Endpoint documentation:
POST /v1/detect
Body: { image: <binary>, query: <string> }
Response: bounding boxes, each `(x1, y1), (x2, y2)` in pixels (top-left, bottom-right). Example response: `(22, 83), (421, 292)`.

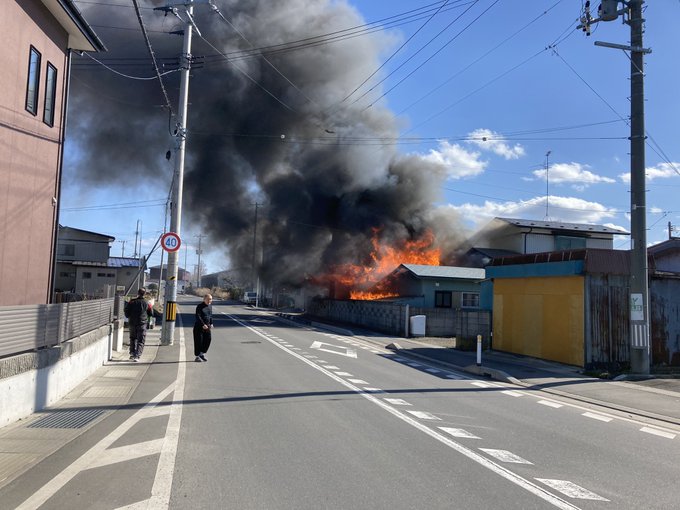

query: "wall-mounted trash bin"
(410, 315), (426, 336)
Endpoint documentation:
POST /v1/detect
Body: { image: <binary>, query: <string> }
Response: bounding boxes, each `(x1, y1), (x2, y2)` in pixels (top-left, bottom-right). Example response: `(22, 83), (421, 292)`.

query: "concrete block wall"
(309, 299), (407, 336)
(0, 325), (114, 428)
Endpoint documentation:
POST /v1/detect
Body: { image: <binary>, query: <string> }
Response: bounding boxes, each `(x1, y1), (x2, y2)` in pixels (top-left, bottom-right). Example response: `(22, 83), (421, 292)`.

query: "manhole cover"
(28, 409), (106, 429)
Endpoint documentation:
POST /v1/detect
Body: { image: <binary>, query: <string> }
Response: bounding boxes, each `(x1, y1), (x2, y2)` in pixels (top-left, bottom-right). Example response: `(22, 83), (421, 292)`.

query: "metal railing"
(0, 298), (115, 359)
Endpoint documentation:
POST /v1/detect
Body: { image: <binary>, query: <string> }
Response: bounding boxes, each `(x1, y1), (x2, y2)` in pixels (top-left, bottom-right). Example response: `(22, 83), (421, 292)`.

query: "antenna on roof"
(544, 151), (552, 220)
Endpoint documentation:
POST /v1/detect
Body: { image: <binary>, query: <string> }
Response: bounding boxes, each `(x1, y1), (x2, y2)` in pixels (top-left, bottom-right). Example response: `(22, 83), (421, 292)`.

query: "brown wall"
(0, 1), (69, 305)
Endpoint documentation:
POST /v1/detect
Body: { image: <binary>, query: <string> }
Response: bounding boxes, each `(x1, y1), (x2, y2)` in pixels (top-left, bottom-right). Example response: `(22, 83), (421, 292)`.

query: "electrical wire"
(194, 30), (298, 113)
(337, 0), (456, 106)
(397, 0), (565, 117)
(80, 52), (179, 81)
(359, 0), (499, 111)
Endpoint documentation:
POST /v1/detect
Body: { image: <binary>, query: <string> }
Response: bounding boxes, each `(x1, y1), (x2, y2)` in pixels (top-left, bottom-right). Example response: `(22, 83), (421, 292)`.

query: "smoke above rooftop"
(70, 0), (469, 287)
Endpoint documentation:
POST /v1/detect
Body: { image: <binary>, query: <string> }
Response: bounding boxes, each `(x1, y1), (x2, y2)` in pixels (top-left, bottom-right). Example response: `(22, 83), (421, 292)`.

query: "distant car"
(243, 291), (257, 305)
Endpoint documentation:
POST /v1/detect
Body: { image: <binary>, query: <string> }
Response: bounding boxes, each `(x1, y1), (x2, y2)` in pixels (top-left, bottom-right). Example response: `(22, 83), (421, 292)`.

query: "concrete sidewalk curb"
(391, 346), (680, 429)
(310, 322), (354, 336)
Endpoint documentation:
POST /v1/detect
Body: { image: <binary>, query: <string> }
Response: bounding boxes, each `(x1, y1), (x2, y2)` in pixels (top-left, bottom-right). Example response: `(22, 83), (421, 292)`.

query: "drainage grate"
(28, 409), (106, 429)
(241, 341), (262, 344)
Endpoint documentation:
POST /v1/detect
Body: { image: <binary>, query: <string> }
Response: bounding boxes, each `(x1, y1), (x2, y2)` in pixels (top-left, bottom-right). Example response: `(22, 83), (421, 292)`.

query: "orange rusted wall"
(493, 276), (585, 366)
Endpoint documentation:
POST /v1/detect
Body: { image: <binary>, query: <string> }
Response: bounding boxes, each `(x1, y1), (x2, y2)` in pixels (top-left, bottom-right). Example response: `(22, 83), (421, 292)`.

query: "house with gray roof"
(378, 263), (486, 309)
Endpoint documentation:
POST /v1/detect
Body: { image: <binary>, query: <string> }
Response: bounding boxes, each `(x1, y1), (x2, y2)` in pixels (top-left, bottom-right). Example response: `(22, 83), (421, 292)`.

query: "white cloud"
(619, 162), (680, 184)
(532, 162), (615, 187)
(423, 140), (487, 180)
(467, 128), (525, 160)
(445, 194), (619, 229)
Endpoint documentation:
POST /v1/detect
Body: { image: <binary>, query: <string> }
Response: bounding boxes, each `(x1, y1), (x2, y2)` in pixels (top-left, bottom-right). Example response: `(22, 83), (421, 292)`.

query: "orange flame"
(324, 229), (441, 300)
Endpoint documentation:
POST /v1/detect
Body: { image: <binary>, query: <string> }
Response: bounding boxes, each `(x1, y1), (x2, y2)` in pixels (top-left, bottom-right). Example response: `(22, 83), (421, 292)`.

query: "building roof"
(59, 225), (115, 242)
(41, 0), (106, 51)
(648, 238), (680, 255)
(108, 257), (142, 268)
(400, 264), (485, 280)
(495, 217), (629, 235)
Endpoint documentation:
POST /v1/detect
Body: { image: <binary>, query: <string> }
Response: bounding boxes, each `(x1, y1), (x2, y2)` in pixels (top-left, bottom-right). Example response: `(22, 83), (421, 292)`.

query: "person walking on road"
(124, 288), (151, 361)
(194, 294), (213, 362)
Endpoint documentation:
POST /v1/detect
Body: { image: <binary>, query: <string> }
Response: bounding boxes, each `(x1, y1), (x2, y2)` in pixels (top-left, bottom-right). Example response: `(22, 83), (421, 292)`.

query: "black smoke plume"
(70, 0), (467, 289)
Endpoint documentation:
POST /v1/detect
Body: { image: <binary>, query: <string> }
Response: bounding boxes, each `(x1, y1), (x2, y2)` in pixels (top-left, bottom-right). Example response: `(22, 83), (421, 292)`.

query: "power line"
(337, 0), (457, 106)
(80, 52), (179, 81)
(397, 0), (565, 117)
(359, 0), (499, 111)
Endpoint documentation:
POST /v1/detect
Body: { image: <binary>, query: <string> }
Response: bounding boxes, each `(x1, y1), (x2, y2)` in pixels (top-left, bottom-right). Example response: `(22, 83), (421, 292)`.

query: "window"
(25, 47), (41, 115)
(555, 235), (586, 251)
(435, 291), (452, 308)
(43, 63), (57, 126)
(59, 244), (75, 256)
(107, 273), (115, 278)
(82, 272), (92, 279)
(97, 272), (106, 277)
(59, 271), (75, 278)
(462, 292), (480, 309)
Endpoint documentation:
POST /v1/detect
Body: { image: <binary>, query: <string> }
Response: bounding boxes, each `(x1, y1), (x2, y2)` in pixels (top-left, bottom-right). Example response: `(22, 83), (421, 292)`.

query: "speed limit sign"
(161, 232), (181, 252)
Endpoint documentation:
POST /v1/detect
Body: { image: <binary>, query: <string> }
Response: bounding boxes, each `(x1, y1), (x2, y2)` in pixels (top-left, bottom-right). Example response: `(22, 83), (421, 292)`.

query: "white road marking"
(501, 390), (524, 398)
(406, 362), (422, 367)
(17, 316), (190, 510)
(472, 381), (493, 388)
(535, 479), (609, 501)
(582, 412), (613, 423)
(445, 374), (462, 379)
(480, 449), (533, 464)
(335, 372), (353, 377)
(406, 411), (441, 421)
(316, 360), (328, 364)
(225, 313), (584, 510)
(310, 341), (357, 358)
(363, 388), (385, 393)
(438, 427), (480, 439)
(322, 365), (339, 370)
(538, 400), (563, 409)
(348, 379), (369, 385)
(425, 368), (441, 373)
(384, 398), (411, 406)
(640, 426), (676, 439)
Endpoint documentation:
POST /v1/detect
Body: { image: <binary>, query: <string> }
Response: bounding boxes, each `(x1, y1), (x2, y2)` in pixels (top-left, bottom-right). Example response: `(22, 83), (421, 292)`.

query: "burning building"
(68, 0), (470, 296)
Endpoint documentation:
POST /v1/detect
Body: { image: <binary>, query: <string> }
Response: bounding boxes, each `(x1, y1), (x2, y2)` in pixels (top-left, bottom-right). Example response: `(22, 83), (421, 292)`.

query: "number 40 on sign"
(161, 232), (181, 252)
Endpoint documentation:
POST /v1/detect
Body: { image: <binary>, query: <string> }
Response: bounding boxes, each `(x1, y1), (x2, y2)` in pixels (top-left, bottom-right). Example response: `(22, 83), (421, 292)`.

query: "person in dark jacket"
(193, 294), (213, 362)
(124, 288), (151, 361)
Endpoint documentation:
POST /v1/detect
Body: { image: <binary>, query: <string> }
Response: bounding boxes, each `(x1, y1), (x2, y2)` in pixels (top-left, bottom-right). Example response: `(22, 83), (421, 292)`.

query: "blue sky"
(61, 0), (680, 275)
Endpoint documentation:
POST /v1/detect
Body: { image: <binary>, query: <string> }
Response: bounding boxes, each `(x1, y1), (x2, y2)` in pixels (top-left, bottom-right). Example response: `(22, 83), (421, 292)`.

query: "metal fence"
(0, 298), (115, 359)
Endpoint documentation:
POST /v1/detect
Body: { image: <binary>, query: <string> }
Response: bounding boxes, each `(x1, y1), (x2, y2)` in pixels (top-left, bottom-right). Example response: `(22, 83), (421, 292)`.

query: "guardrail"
(0, 298), (115, 359)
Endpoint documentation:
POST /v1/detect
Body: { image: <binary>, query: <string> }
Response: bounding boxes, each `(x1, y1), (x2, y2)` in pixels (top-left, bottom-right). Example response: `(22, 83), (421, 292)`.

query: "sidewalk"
(0, 329), (161, 490)
(275, 313), (680, 428)
(377, 336), (680, 427)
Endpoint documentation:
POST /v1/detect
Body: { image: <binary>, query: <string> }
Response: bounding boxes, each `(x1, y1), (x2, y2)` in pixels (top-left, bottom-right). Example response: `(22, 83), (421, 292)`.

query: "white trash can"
(410, 315), (426, 337)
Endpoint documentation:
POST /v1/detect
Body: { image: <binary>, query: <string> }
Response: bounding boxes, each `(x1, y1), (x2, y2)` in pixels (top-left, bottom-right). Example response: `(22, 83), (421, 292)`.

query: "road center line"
(224, 313), (583, 510)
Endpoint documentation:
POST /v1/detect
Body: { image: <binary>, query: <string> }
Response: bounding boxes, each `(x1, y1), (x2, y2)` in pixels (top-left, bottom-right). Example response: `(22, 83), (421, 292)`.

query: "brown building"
(0, 1), (104, 305)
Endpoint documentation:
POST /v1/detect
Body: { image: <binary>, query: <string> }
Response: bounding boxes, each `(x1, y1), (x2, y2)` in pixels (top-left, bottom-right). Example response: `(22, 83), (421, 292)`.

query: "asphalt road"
(2, 298), (679, 509)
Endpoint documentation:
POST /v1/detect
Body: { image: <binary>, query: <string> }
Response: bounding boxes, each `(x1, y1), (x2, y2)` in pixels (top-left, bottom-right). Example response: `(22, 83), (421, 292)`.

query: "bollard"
(476, 334), (482, 366)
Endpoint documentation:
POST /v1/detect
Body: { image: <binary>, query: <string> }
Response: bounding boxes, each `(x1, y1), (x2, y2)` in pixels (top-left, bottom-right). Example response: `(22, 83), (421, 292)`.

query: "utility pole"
(195, 234), (206, 287)
(580, 0), (651, 374)
(133, 220), (140, 257)
(251, 202), (262, 292)
(118, 240), (126, 257)
(544, 150), (551, 220)
(158, 2), (196, 346)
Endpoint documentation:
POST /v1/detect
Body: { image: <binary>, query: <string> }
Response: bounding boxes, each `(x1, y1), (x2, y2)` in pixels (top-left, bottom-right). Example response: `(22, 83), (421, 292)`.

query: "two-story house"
(0, 1), (104, 305)
(55, 226), (145, 298)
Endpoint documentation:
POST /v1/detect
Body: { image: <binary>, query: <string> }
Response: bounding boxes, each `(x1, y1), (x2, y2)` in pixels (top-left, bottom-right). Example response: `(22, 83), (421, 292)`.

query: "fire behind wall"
(69, 0), (470, 291)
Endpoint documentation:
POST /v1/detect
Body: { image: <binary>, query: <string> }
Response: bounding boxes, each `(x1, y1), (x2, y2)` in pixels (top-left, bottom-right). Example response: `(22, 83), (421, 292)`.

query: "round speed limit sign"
(161, 232), (182, 252)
